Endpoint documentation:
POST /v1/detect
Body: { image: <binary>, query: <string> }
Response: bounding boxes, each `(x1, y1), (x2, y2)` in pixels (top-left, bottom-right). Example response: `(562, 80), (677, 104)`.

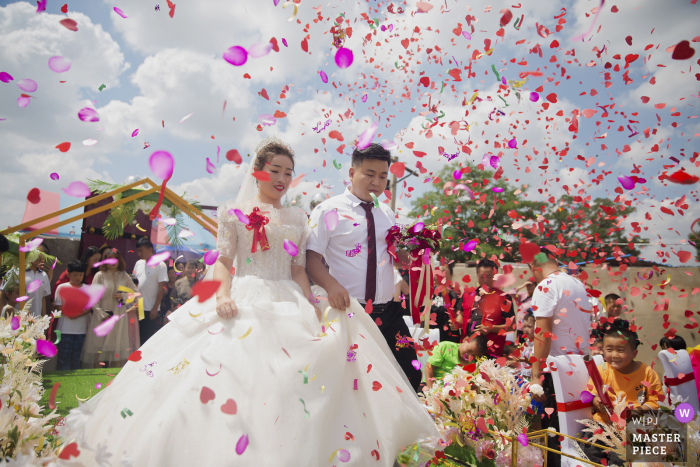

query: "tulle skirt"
(61, 275), (441, 466)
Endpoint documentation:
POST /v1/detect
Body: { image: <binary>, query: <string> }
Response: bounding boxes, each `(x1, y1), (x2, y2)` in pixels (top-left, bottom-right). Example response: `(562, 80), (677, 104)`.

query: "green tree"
(690, 230), (700, 262)
(543, 195), (645, 264)
(283, 193), (302, 209)
(408, 161), (540, 263)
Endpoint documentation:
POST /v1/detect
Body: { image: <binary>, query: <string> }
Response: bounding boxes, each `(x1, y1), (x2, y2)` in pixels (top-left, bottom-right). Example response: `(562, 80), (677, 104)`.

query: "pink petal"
(147, 251), (171, 267)
(581, 390), (594, 404)
(19, 238), (43, 252)
(36, 339), (57, 358)
(131, 129), (139, 137)
(382, 140), (397, 150)
(356, 121), (378, 150)
(413, 222), (425, 233)
(82, 139), (98, 146)
(258, 114), (276, 126)
(464, 240), (477, 252)
(48, 56), (72, 73)
(27, 279), (42, 294)
(453, 170), (462, 180)
(93, 315), (121, 337)
(149, 150), (174, 179)
(206, 158), (216, 174)
(82, 284), (106, 309)
(231, 209), (250, 225)
(78, 107), (99, 122)
(178, 230), (195, 238)
(179, 112), (194, 123)
(335, 47), (354, 68)
(273, 0), (281, 5)
(161, 218), (177, 226)
(281, 38), (288, 47)
(529, 92), (539, 102)
(283, 239), (298, 257)
(36, 0), (46, 12)
(492, 187), (504, 193)
(113, 7), (128, 18)
(50, 173), (59, 180)
(224, 46), (248, 66)
(59, 18), (78, 31)
(248, 42), (273, 58)
(236, 434), (249, 455)
(462, 31), (472, 40)
(337, 449), (351, 462)
(324, 210), (339, 231)
(10, 316), (20, 330)
(17, 78), (37, 92)
(508, 138), (517, 148)
(618, 175), (636, 190)
(93, 258), (118, 268)
(517, 433), (529, 447)
(203, 250), (219, 265)
(0, 72), (14, 83)
(63, 181), (92, 198)
(361, 94), (368, 103)
(490, 155), (500, 170)
(320, 70), (328, 83)
(17, 96), (31, 108)
(16, 296), (29, 302)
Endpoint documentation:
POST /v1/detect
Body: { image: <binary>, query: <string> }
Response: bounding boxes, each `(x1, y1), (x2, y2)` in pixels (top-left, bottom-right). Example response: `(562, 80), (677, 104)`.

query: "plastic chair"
(658, 349), (699, 413)
(546, 354), (604, 467)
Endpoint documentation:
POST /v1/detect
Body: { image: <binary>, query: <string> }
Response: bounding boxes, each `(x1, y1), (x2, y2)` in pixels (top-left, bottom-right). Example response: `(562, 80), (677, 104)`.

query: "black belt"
(359, 302), (392, 312)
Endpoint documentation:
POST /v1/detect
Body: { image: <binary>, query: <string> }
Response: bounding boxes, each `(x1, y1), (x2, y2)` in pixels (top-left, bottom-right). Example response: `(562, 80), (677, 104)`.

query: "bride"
(61, 137), (440, 466)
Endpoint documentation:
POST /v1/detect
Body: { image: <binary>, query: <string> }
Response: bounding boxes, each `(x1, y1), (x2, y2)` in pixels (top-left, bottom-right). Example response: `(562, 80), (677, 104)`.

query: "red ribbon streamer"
(149, 176), (171, 221)
(245, 207), (270, 253)
(583, 355), (614, 411)
(556, 400), (592, 412)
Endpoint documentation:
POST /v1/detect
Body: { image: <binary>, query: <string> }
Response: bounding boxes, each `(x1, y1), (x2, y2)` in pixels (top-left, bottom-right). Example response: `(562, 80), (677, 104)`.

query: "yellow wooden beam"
(1, 178), (153, 236)
(141, 178), (218, 233)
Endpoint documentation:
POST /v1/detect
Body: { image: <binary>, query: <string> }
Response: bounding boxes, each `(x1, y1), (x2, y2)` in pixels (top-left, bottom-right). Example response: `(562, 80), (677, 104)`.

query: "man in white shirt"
(527, 247), (591, 467)
(25, 249), (52, 317)
(134, 238), (168, 345)
(307, 143), (422, 391)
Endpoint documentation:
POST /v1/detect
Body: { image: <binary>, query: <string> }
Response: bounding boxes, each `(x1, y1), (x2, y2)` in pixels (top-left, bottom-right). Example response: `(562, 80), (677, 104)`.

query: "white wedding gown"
(62, 199), (440, 466)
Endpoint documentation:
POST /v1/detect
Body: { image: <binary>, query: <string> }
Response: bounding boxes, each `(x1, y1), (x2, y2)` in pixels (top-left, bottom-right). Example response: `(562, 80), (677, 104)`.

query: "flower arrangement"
(386, 222), (441, 255)
(0, 307), (63, 463)
(404, 358), (543, 467)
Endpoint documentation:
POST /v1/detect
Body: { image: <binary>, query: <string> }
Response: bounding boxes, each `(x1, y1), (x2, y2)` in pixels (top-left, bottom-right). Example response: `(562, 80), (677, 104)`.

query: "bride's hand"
(216, 297), (238, 319)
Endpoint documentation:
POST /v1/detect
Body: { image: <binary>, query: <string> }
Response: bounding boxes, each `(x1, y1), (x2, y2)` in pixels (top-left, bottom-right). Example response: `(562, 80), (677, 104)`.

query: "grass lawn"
(40, 368), (121, 419)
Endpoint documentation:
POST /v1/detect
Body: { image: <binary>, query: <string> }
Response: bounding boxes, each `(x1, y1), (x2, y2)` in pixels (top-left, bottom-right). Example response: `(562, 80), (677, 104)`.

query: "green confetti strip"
(370, 192), (379, 208)
(120, 408), (133, 418)
(299, 398), (310, 418)
(333, 159), (342, 170)
(298, 369), (309, 384)
(246, 257), (252, 265)
(54, 330), (62, 345)
(491, 64), (501, 82)
(98, 84), (106, 91)
(498, 95), (509, 107)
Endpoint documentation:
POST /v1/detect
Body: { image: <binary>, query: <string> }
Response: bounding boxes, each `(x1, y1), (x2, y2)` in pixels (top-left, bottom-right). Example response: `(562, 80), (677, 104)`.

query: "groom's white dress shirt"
(307, 188), (396, 305)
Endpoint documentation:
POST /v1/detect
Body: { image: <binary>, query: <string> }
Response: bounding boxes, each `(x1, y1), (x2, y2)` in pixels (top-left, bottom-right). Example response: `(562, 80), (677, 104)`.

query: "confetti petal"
(356, 121), (378, 150)
(36, 339), (57, 358)
(17, 79), (37, 92)
(132, 129), (139, 137)
(191, 280), (222, 302)
(62, 181), (91, 198)
(206, 158), (216, 174)
(146, 251), (170, 267)
(17, 96), (30, 108)
(113, 7), (128, 18)
(581, 390), (594, 404)
(59, 18), (78, 31)
(82, 139), (98, 146)
(224, 46), (248, 66)
(617, 175), (636, 190)
(334, 47), (354, 68)
(232, 209), (250, 225)
(56, 142), (71, 152)
(203, 250), (219, 265)
(149, 150), (174, 179)
(235, 434), (249, 455)
(10, 316), (20, 330)
(337, 449), (351, 462)
(93, 315), (121, 337)
(27, 279), (42, 294)
(319, 70), (328, 83)
(78, 107), (99, 122)
(258, 114), (276, 126)
(324, 210), (339, 231)
(248, 42), (273, 58)
(529, 92), (539, 102)
(226, 149), (242, 164)
(0, 72), (14, 83)
(464, 240), (477, 252)
(283, 239), (298, 257)
(48, 56), (72, 73)
(19, 238), (43, 252)
(92, 258), (118, 268)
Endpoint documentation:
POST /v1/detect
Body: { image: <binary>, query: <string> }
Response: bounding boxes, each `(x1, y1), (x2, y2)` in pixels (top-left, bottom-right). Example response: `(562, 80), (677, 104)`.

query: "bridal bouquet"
(0, 308), (63, 463)
(386, 223), (441, 326)
(404, 358), (544, 467)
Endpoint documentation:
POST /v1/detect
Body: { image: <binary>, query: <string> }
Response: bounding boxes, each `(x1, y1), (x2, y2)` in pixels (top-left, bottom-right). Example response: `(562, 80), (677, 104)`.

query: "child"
(54, 260), (91, 371)
(1, 270), (20, 319)
(603, 293), (623, 319)
(582, 322), (663, 465)
(425, 333), (488, 388)
(591, 338), (604, 357)
(659, 335), (687, 351)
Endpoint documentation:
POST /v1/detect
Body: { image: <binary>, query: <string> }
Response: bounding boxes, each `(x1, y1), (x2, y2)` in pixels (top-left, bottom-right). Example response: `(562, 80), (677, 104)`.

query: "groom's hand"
(327, 284), (351, 311)
(216, 297), (238, 319)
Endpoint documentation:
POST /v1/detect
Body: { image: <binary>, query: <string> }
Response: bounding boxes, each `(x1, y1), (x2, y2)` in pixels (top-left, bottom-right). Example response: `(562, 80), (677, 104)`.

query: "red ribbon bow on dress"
(245, 207), (270, 253)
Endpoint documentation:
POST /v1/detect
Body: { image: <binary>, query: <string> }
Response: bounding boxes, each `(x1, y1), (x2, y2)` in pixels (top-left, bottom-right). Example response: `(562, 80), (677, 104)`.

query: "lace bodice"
(216, 199), (309, 281)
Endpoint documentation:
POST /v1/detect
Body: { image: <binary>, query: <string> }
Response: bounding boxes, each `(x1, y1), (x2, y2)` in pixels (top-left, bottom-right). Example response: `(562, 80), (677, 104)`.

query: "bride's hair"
(253, 137), (295, 172)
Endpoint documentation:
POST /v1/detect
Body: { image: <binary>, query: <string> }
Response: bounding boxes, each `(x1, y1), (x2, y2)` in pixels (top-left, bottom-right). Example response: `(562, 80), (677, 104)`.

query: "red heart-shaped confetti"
(372, 381), (382, 391)
(519, 242), (540, 263)
(220, 398), (237, 414)
(191, 280), (222, 302)
(27, 188), (41, 204)
(127, 350), (142, 362)
(677, 251), (692, 263)
(258, 88), (269, 100)
(546, 93), (558, 103)
(328, 130), (344, 141)
(58, 442), (80, 460)
(672, 40), (695, 60)
(419, 77), (430, 87)
(61, 4), (68, 13)
(226, 149), (242, 164)
(200, 386), (215, 404)
(401, 38), (409, 49)
(667, 170), (699, 185)
(56, 142), (71, 152)
(58, 286), (90, 317)
(390, 161), (405, 178)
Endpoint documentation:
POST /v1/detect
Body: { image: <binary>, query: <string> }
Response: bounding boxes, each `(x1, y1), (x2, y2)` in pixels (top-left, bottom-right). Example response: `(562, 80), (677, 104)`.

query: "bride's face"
(258, 154), (294, 200)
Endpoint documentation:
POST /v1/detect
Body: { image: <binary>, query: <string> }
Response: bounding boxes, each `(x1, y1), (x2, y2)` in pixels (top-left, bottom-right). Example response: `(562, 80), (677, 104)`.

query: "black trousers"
(368, 301), (422, 393)
(139, 314), (159, 346)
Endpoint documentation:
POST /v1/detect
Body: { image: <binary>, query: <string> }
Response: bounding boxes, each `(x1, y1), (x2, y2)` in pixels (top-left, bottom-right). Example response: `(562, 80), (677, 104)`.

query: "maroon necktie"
(360, 202), (376, 303)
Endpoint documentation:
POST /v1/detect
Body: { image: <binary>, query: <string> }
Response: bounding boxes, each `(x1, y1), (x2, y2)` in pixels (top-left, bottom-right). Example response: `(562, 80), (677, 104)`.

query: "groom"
(306, 143), (423, 392)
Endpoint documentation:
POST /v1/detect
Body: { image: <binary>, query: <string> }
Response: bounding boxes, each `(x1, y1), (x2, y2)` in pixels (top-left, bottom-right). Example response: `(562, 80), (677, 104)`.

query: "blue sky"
(0, 0), (697, 264)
